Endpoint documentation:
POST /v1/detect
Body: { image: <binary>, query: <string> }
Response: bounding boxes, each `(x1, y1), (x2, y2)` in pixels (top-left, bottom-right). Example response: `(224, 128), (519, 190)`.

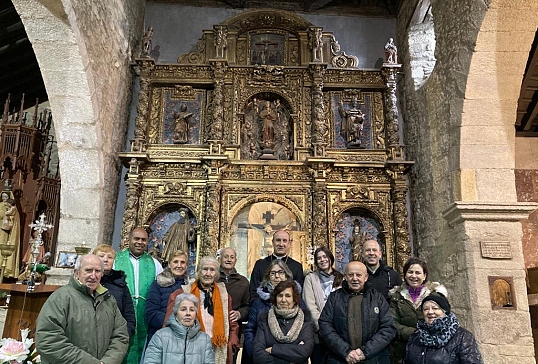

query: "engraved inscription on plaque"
(480, 241), (512, 259)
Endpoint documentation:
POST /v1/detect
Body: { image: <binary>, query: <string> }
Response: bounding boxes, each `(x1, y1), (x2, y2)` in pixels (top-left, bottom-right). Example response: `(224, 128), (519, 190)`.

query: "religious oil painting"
(228, 201), (302, 278)
(162, 90), (203, 144)
(56, 251), (78, 268)
(149, 207), (197, 278)
(250, 33), (285, 65)
(334, 212), (381, 273)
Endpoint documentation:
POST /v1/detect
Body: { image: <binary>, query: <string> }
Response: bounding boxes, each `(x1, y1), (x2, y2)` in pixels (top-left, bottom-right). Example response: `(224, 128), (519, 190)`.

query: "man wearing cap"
(319, 261), (396, 364)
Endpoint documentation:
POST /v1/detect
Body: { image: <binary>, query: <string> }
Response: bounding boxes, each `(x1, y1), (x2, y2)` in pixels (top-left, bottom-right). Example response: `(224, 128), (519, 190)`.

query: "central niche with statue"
(118, 9), (413, 278)
(242, 93), (293, 160)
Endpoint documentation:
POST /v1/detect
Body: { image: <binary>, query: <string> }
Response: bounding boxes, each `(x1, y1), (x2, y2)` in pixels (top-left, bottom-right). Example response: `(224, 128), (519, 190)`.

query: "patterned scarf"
(267, 305), (304, 343)
(417, 312), (460, 348)
(191, 281), (227, 347)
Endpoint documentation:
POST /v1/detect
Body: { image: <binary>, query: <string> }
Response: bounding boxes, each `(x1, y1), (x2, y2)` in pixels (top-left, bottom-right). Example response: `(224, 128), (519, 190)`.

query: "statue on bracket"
(339, 96), (365, 148)
(162, 208), (196, 263)
(172, 105), (192, 144)
(384, 38), (398, 64)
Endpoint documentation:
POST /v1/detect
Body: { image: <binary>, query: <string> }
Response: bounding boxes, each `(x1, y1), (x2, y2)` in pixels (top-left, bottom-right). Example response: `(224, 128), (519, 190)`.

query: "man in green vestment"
(114, 227), (163, 364)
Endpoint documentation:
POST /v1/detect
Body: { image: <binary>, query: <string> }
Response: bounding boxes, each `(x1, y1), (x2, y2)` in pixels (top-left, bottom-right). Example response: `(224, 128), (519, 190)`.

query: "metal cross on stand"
(27, 213), (54, 292)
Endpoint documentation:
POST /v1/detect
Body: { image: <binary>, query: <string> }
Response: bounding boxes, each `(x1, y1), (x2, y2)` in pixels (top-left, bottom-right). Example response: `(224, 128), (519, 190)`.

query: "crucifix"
(238, 207), (298, 258)
(254, 36), (279, 65)
(27, 213), (54, 292)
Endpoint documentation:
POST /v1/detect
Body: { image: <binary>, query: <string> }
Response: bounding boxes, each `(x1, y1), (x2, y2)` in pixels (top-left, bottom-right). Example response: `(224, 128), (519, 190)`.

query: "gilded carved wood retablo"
(119, 9), (413, 276)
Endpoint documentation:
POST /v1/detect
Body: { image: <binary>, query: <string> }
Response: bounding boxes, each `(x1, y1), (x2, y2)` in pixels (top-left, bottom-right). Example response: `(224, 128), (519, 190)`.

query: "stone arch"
(11, 0), (144, 283)
(406, 0), (436, 90)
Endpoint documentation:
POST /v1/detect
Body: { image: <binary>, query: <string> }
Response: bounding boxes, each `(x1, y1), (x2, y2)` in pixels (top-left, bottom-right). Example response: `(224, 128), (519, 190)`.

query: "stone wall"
(398, 0), (538, 363)
(12, 0), (145, 282)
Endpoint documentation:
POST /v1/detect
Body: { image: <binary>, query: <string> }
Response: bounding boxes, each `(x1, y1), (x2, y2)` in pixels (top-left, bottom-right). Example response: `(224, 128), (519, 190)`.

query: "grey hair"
(196, 256), (220, 281)
(261, 259), (293, 286)
(173, 293), (199, 315)
(74, 254), (104, 272)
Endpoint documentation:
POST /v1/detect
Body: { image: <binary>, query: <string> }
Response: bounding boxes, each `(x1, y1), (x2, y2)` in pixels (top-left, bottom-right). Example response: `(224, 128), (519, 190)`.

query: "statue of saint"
(339, 97), (365, 147)
(350, 218), (367, 261)
(141, 26), (154, 57)
(162, 209), (196, 263)
(259, 100), (277, 143)
(384, 38), (398, 64)
(0, 191), (20, 278)
(173, 105), (192, 144)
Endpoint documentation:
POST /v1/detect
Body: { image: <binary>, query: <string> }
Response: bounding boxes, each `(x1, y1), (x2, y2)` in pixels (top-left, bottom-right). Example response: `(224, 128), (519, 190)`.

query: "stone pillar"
(443, 202), (538, 364)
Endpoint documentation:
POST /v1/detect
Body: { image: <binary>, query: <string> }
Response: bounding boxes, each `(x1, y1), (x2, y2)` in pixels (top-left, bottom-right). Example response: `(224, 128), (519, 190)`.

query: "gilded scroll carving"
(178, 33), (207, 64)
(329, 35), (358, 68)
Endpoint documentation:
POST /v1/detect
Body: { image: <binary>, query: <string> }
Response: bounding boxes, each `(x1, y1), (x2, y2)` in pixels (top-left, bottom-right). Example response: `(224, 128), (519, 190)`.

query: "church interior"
(0, 0), (537, 363)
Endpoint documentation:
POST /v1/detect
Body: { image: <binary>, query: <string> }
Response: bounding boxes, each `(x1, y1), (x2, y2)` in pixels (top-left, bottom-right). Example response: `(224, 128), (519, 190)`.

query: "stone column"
(443, 202), (538, 364)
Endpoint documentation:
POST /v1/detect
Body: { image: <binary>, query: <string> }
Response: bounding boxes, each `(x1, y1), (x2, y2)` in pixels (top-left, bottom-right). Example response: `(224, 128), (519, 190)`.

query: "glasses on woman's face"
(269, 270), (286, 277)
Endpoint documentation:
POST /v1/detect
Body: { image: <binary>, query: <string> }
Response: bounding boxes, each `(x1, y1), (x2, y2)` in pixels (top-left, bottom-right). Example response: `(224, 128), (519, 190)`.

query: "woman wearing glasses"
(243, 260), (299, 363)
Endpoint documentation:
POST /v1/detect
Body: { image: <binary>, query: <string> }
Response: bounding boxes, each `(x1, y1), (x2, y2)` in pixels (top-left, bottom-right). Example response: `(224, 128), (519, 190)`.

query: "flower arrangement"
(0, 329), (40, 364)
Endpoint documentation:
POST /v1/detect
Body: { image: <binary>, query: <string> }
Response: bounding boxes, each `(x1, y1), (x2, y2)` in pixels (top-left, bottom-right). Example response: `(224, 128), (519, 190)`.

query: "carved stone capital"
(443, 202), (538, 227)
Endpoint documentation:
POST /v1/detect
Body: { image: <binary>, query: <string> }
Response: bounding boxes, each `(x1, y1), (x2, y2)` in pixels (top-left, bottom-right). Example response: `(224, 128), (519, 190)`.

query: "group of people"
(34, 227), (483, 364)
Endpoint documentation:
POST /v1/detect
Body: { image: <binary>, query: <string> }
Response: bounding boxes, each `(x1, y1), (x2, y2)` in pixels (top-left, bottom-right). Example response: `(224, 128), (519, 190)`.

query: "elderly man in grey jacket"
(36, 254), (129, 364)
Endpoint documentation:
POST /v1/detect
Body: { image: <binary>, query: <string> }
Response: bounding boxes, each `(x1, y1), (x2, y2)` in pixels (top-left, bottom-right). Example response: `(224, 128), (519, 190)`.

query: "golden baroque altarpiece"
(119, 9), (413, 276)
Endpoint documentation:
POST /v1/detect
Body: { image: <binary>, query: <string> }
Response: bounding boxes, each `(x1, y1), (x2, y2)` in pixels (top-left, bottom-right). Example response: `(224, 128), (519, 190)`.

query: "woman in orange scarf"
(164, 256), (239, 364)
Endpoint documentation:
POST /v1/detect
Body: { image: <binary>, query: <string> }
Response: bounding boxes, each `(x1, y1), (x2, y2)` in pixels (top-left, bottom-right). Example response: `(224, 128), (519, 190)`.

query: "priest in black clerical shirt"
(248, 229), (305, 302)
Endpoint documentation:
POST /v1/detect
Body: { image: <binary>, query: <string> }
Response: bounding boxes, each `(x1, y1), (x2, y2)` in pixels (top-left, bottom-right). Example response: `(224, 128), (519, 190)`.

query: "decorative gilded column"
(132, 58), (155, 152)
(381, 64), (403, 160)
(120, 158), (141, 249)
(209, 61), (227, 144)
(310, 64), (328, 157)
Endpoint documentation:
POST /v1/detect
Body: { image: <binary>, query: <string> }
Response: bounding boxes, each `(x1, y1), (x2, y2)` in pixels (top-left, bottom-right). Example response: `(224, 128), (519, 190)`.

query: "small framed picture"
(56, 251), (78, 268)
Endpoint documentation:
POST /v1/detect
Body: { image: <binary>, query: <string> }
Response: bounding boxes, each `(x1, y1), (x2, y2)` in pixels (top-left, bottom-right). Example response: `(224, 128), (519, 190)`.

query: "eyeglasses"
(269, 270), (286, 277)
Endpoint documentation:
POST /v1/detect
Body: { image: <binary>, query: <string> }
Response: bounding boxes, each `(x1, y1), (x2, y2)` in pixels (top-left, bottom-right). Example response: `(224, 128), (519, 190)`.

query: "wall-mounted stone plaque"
(480, 241), (512, 259)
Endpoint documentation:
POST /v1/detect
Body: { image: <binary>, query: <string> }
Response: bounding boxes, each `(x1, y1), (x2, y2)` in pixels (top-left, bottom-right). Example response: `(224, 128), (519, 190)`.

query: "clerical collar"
(272, 254), (288, 262)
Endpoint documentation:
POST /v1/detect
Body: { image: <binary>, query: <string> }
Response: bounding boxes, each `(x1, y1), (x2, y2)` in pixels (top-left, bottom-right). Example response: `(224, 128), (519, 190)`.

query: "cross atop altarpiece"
(239, 208), (298, 256)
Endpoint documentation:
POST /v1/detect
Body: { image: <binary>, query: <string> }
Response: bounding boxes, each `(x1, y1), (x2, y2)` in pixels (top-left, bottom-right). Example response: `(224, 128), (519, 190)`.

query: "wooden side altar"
(0, 283), (60, 340)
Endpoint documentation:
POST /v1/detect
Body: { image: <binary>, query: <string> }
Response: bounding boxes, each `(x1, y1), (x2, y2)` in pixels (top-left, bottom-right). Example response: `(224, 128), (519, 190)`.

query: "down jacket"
(318, 281), (396, 364)
(405, 326), (483, 364)
(144, 315), (215, 364)
(145, 268), (186, 344)
(36, 276), (129, 364)
(101, 268), (136, 337)
(389, 282), (447, 364)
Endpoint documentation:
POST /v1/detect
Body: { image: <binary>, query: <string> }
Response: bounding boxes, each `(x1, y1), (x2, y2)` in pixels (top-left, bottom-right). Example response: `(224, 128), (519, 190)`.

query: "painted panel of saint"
(229, 201), (302, 278)
(333, 94), (373, 149)
(162, 91), (203, 144)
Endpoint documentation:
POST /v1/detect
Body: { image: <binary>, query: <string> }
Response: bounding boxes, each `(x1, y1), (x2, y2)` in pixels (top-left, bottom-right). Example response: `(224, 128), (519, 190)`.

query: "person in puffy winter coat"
(404, 294), (483, 364)
(145, 250), (189, 344)
(93, 244), (136, 338)
(144, 292), (214, 364)
(389, 257), (447, 364)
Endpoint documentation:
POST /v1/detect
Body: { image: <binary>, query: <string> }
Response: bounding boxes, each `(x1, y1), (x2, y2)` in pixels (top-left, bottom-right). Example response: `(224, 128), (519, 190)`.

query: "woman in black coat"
(93, 244), (136, 337)
(404, 294), (483, 364)
(252, 280), (314, 364)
